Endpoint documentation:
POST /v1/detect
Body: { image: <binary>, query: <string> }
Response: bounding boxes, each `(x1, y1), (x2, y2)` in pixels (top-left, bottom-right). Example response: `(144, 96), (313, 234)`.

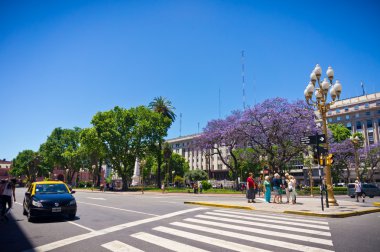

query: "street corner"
(184, 201), (255, 210)
(283, 207), (380, 218)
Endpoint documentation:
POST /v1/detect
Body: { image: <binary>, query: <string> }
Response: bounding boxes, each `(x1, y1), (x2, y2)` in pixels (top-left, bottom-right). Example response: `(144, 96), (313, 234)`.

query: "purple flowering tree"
(330, 139), (355, 183)
(360, 143), (380, 182)
(194, 111), (245, 187)
(241, 98), (316, 173)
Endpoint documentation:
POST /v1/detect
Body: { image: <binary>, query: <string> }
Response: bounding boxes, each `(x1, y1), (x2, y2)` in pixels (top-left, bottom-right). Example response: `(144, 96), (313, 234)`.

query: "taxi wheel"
(27, 211), (34, 222)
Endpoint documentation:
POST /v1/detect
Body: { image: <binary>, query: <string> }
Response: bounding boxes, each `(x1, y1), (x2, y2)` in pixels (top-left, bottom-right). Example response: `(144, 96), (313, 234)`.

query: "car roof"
(33, 181), (66, 185)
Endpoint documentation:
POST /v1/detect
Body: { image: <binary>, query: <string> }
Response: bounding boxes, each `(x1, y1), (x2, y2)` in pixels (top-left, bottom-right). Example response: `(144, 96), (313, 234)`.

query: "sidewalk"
(184, 196), (380, 218)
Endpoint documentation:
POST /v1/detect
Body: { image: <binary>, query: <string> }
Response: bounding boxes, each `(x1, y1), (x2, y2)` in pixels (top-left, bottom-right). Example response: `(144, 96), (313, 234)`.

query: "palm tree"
(149, 96), (176, 188)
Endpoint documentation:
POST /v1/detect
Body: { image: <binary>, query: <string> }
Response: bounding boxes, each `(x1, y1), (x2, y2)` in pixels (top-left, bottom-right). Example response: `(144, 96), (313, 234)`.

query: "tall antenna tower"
(241, 50), (246, 110)
(218, 88), (221, 118)
(179, 113), (182, 137)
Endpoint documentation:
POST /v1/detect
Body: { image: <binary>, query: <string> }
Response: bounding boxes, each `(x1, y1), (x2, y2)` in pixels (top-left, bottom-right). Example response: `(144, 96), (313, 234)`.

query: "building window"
(328, 118), (333, 123)
(344, 107), (349, 112)
(378, 110), (380, 114)
(365, 111), (370, 116)
(346, 122), (352, 131)
(336, 109), (341, 113)
(365, 103), (369, 108)
(368, 132), (374, 145)
(355, 113), (360, 118)
(337, 116), (341, 121)
(354, 105), (359, 110)
(367, 120), (373, 128)
(327, 111), (332, 115)
(356, 121), (362, 130)
(346, 115), (350, 120)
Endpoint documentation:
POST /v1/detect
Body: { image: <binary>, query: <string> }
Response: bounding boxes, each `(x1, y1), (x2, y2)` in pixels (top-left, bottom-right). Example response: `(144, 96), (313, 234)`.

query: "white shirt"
(2, 182), (13, 197)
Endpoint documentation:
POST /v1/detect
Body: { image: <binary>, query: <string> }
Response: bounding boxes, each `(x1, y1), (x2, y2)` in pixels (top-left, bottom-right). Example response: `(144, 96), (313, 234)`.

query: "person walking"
(288, 176), (296, 204)
(246, 172), (256, 203)
(355, 179), (365, 202)
(257, 177), (262, 197)
(272, 173), (281, 204)
(0, 178), (16, 221)
(263, 176), (271, 203)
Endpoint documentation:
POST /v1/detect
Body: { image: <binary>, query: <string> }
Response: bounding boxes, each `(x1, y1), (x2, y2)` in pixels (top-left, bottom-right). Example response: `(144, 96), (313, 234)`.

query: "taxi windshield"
(35, 184), (69, 194)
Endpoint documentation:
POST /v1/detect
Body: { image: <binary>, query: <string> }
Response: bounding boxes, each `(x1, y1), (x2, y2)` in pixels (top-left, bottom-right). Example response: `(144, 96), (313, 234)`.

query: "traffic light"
(319, 155), (325, 166)
(326, 154), (334, 165)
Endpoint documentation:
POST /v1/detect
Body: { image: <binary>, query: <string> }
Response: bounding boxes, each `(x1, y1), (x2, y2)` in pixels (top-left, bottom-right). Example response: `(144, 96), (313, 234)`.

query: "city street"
(1, 189), (380, 252)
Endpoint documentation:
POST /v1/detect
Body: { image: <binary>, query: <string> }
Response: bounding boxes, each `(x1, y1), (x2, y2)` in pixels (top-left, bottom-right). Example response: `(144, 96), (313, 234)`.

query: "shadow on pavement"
(0, 213), (34, 252)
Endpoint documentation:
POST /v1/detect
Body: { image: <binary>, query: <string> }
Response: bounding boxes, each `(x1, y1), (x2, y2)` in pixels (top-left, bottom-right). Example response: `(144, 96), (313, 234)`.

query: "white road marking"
(195, 214), (331, 236)
(101, 240), (144, 252)
(23, 207), (206, 252)
(87, 197), (106, 200)
(68, 221), (95, 232)
(76, 201), (158, 216)
(170, 222), (334, 252)
(184, 218), (333, 246)
(205, 211), (330, 230)
(153, 226), (271, 252)
(214, 209), (329, 224)
(15, 202), (23, 206)
(159, 201), (182, 204)
(131, 232), (210, 252)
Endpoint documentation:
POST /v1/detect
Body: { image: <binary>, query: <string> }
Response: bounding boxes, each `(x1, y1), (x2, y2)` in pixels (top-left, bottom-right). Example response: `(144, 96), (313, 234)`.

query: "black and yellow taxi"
(23, 181), (77, 222)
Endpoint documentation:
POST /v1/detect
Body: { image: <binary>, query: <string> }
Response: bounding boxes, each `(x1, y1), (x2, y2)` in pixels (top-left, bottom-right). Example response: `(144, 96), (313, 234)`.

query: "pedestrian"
(193, 182), (198, 194)
(282, 174), (289, 203)
(199, 182), (203, 194)
(263, 176), (271, 203)
(246, 172), (256, 203)
(161, 182), (165, 194)
(0, 178), (16, 222)
(272, 173), (281, 204)
(355, 179), (365, 202)
(257, 177), (262, 197)
(288, 176), (296, 204)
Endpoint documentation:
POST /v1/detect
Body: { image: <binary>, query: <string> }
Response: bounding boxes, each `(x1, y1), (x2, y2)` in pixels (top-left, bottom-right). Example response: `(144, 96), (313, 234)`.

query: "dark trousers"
(0, 195), (12, 216)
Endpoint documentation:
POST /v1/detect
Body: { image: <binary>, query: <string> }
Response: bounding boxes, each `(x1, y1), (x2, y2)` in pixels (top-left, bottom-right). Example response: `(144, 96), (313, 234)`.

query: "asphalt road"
(1, 189), (379, 252)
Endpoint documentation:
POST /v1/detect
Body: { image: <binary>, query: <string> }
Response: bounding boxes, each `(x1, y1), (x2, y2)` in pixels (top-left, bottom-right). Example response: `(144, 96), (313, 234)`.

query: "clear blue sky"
(1, 0), (379, 160)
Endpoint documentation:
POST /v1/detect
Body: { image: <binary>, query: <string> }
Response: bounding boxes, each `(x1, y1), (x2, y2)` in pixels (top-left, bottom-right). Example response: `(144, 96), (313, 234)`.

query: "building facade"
(326, 92), (380, 146)
(0, 159), (12, 180)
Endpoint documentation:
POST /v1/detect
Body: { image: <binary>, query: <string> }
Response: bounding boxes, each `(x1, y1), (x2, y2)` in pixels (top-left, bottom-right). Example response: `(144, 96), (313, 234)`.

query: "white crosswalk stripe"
(101, 240), (143, 252)
(101, 210), (334, 252)
(131, 232), (210, 252)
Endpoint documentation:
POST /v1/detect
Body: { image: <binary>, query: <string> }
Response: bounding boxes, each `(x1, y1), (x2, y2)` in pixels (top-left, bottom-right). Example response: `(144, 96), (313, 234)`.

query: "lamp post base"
(328, 198), (339, 206)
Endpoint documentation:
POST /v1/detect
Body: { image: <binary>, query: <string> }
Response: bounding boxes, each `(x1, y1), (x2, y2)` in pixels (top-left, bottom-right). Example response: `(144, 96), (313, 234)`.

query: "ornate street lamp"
(304, 64), (342, 206)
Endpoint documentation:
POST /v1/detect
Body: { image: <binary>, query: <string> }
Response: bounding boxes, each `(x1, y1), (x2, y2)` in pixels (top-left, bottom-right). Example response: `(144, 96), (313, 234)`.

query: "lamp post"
(304, 64), (342, 206)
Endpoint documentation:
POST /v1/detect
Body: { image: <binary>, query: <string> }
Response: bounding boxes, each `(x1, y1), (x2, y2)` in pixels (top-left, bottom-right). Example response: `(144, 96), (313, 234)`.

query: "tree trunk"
(157, 141), (162, 189)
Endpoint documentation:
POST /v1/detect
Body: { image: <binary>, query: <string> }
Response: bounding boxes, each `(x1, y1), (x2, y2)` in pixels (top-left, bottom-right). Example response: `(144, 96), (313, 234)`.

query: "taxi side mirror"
(71, 190), (76, 194)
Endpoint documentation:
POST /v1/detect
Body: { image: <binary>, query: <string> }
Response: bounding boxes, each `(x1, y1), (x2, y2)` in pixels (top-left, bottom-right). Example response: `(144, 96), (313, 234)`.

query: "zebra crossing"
(101, 209), (334, 252)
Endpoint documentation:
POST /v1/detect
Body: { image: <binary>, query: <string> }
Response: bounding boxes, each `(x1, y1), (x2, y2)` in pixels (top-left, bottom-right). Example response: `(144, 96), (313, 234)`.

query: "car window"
(35, 184), (69, 194)
(348, 184), (355, 188)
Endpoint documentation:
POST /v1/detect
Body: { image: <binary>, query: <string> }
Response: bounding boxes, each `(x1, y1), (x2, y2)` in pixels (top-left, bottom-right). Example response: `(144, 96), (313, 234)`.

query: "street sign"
(300, 134), (326, 145)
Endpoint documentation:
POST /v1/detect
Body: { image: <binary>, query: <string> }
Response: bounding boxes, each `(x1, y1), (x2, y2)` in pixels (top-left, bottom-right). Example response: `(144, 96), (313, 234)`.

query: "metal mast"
(179, 113), (182, 137)
(241, 50), (246, 110)
(361, 81), (366, 96)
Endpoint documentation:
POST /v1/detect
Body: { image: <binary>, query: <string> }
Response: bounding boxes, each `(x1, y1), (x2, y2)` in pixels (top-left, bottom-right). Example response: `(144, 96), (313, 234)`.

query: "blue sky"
(1, 0), (379, 160)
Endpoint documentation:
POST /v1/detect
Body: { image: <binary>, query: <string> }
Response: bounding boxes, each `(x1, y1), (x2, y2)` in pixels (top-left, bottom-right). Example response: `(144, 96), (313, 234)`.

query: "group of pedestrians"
(0, 178), (16, 222)
(246, 172), (297, 204)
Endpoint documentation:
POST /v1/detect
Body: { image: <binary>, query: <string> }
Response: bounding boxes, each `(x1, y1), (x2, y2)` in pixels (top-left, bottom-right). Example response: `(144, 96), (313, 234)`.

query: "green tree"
(149, 96), (176, 188)
(92, 106), (170, 190)
(79, 127), (106, 186)
(39, 127), (82, 184)
(184, 169), (208, 182)
(10, 150), (43, 184)
(328, 123), (351, 142)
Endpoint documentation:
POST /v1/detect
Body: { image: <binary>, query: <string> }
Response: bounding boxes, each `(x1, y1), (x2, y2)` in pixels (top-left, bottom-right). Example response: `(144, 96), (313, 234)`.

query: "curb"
(184, 201), (255, 210)
(373, 202), (380, 207)
(284, 208), (380, 218)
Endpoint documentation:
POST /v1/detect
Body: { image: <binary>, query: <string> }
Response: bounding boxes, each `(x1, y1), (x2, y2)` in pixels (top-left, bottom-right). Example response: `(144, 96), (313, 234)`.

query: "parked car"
(23, 181), (77, 222)
(347, 183), (380, 198)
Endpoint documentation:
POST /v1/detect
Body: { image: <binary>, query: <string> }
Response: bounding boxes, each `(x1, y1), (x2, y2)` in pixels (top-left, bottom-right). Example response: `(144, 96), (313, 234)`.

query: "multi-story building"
(166, 134), (230, 180)
(0, 159), (12, 180)
(326, 92), (380, 146)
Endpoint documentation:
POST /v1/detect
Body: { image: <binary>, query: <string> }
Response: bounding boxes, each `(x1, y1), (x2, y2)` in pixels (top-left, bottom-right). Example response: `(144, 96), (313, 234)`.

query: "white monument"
(131, 157), (141, 186)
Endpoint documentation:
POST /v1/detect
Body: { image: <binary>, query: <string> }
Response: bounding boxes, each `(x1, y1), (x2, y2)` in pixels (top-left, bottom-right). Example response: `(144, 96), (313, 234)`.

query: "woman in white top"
(355, 179), (365, 203)
(0, 179), (16, 220)
(288, 176), (297, 204)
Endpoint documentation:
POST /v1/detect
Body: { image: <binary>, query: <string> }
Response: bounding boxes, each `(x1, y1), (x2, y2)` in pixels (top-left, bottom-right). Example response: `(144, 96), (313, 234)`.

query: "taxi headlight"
(32, 200), (43, 208)
(69, 200), (76, 206)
